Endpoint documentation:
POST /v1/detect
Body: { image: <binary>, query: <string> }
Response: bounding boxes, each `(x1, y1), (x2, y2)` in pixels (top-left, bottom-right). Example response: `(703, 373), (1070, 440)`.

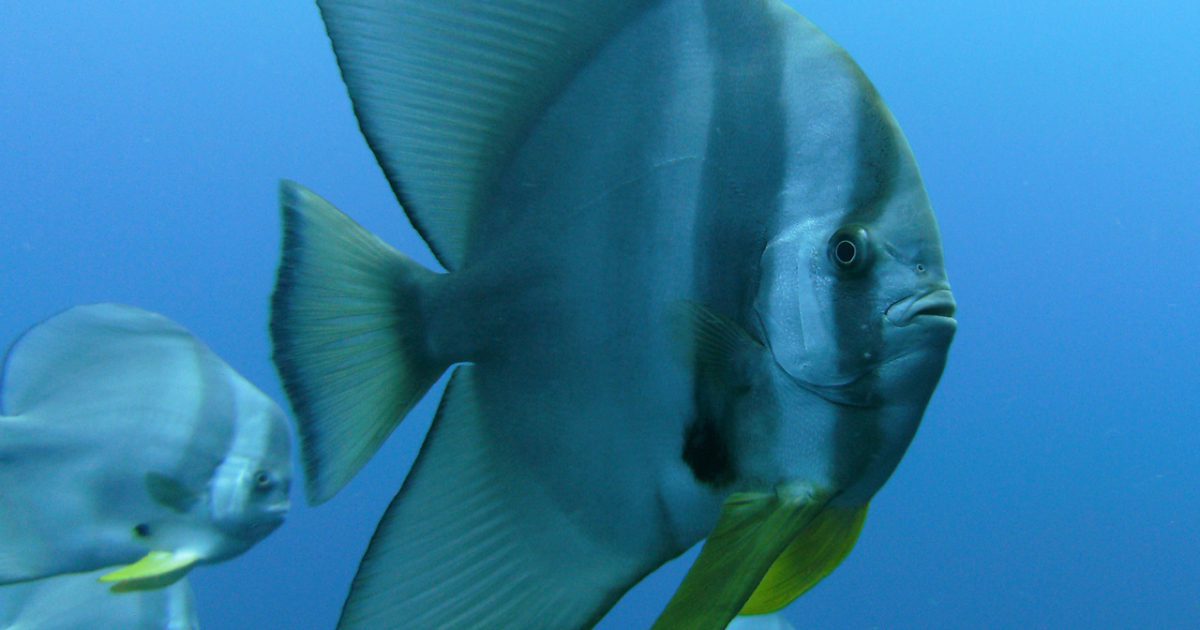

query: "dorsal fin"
(1, 303), (227, 425)
(317, 0), (653, 269)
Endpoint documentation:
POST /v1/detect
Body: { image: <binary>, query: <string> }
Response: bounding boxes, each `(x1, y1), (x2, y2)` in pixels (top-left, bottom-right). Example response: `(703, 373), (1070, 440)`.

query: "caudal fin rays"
(271, 180), (447, 504)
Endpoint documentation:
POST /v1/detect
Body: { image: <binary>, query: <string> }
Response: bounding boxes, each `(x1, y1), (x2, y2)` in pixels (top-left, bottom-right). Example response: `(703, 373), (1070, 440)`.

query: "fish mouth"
(885, 289), (957, 326)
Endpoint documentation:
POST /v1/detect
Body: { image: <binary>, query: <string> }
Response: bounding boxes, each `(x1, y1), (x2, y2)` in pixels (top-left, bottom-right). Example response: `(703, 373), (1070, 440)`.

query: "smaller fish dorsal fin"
(316, 0), (653, 269)
(0, 304), (216, 421)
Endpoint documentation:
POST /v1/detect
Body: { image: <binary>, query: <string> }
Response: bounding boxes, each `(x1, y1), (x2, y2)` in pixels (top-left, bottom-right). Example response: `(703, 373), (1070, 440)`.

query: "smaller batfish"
(0, 304), (291, 590)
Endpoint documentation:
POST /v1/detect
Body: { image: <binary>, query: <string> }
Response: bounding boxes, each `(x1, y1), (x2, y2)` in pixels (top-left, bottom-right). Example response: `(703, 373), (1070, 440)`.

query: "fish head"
(755, 194), (955, 389)
(204, 378), (292, 557)
(753, 107), (955, 503)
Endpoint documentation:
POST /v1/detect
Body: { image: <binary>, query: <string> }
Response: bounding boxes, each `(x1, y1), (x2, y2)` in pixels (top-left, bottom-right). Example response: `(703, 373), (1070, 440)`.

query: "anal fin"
(338, 366), (653, 629)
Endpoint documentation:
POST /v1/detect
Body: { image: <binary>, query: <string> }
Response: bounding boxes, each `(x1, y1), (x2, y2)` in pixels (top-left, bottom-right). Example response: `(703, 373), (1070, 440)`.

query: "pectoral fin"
(145, 472), (199, 514)
(652, 484), (830, 630)
(740, 504), (868, 615)
(98, 550), (199, 591)
(668, 300), (763, 372)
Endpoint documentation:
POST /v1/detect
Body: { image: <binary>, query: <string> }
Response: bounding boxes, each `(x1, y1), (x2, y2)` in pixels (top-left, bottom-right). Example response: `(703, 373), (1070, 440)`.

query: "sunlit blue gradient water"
(1, 2), (1196, 628)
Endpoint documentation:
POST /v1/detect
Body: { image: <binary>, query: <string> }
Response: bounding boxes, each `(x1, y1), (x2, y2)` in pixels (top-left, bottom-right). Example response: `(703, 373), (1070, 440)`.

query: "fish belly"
(423, 0), (739, 560)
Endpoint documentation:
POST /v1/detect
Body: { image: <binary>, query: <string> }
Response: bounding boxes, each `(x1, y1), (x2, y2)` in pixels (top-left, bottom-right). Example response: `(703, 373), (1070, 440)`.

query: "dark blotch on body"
(683, 415), (735, 487)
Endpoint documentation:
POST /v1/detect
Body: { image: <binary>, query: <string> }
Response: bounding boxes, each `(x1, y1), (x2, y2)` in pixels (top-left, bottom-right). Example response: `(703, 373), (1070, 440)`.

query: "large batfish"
(271, 0), (956, 627)
(0, 571), (198, 630)
(0, 304), (291, 590)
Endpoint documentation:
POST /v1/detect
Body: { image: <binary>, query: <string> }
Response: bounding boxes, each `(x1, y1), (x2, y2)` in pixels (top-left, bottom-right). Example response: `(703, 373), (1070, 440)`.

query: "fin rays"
(338, 367), (649, 629)
(271, 181), (449, 504)
(316, 0), (652, 268)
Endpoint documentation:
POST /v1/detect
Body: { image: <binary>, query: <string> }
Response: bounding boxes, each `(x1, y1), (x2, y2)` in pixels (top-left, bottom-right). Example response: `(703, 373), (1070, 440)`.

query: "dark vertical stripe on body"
(831, 81), (903, 488)
(682, 0), (789, 487)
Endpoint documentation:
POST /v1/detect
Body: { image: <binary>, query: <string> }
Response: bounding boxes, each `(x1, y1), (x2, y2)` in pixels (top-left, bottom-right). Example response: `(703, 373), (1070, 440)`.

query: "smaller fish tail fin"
(271, 180), (448, 505)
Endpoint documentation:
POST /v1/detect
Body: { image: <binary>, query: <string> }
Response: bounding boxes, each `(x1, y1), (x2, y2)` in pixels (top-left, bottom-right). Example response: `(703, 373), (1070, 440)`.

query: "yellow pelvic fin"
(739, 504), (868, 615)
(652, 484), (830, 630)
(98, 550), (199, 591)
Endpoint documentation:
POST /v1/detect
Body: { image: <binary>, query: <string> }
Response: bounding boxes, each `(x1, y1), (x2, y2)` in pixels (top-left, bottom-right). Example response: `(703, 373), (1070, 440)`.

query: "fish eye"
(253, 470), (275, 491)
(828, 225), (872, 273)
(834, 240), (857, 264)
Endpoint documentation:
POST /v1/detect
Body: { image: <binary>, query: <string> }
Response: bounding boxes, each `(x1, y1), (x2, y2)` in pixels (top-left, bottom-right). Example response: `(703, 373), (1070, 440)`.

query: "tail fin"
(271, 180), (447, 504)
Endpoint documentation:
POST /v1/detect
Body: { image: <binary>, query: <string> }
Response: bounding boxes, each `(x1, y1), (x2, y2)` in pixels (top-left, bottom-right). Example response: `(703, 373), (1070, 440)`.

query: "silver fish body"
(271, 0), (954, 627)
(0, 304), (291, 589)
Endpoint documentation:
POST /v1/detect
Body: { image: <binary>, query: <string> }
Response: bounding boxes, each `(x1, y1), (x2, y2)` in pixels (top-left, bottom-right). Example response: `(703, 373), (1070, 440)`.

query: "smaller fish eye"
(916, 263), (926, 273)
(133, 523), (151, 538)
(254, 471), (275, 490)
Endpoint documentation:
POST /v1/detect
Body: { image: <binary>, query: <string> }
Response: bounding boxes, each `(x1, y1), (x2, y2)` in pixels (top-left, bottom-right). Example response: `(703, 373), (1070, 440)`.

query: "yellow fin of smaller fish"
(652, 484), (829, 630)
(739, 504), (868, 615)
(98, 550), (199, 591)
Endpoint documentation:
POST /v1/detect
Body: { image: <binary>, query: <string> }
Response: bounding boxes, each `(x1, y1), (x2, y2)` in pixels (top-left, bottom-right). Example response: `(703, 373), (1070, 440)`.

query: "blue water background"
(1, 2), (1197, 627)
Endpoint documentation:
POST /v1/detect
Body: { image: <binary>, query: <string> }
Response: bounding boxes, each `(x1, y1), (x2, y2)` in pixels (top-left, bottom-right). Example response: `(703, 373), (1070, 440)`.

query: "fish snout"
(243, 507), (289, 542)
(885, 289), (957, 327)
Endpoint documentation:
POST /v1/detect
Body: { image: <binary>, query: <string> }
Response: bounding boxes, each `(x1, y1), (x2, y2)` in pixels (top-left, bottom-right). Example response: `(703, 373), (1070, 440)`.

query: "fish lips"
(885, 289), (957, 328)
(219, 501), (290, 545)
(260, 501), (291, 530)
